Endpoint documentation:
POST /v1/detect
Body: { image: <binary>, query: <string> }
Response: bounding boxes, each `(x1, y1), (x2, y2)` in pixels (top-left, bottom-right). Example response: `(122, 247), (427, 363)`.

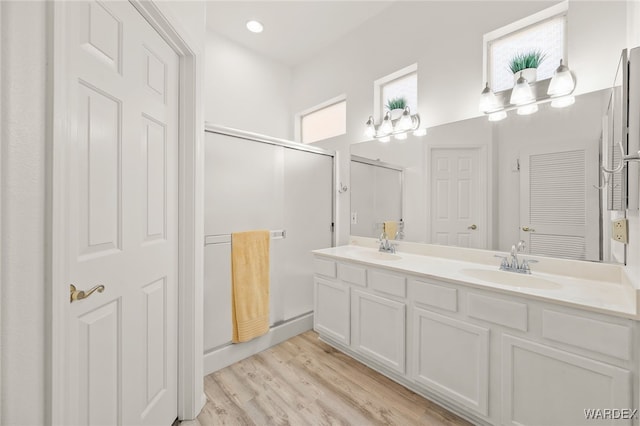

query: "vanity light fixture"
(479, 82), (500, 113)
(510, 73), (535, 105)
(551, 95), (575, 108)
(363, 106), (426, 141)
(379, 112), (394, 135)
(246, 20), (264, 33)
(517, 104), (539, 115)
(479, 59), (577, 121)
(364, 116), (377, 138)
(547, 59), (575, 96)
(488, 110), (507, 122)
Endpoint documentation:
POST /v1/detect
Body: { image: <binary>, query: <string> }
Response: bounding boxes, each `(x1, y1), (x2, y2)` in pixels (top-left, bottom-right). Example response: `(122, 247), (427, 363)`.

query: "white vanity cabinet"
(351, 269), (407, 374)
(313, 258), (350, 345)
(312, 252), (637, 426)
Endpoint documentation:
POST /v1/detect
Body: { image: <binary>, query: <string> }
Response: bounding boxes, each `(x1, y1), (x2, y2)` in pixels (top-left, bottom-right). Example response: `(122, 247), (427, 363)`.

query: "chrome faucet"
(495, 240), (538, 274)
(378, 231), (397, 253)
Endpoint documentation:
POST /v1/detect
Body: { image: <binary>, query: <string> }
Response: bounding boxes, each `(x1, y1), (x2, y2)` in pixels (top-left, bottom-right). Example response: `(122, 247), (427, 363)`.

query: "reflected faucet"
(378, 231), (397, 253)
(495, 240), (538, 274)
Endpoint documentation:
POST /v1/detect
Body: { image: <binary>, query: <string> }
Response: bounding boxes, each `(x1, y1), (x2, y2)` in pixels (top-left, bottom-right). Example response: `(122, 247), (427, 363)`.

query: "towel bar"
(204, 230), (286, 246)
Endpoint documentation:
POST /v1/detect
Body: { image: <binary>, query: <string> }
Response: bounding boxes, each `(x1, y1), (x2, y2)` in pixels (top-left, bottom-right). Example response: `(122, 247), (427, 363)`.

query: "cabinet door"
(412, 308), (489, 416)
(314, 277), (350, 345)
(351, 290), (406, 374)
(502, 335), (632, 426)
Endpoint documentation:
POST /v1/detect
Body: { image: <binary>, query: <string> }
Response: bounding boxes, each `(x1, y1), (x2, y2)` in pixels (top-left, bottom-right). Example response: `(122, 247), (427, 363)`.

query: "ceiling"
(206, 1), (396, 67)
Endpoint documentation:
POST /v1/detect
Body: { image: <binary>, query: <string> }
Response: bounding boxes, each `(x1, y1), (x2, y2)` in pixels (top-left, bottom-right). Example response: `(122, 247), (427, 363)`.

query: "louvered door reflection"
(520, 145), (600, 261)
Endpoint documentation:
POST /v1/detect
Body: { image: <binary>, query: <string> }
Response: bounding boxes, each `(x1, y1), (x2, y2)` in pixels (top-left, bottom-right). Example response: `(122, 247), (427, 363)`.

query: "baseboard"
(203, 313), (313, 376)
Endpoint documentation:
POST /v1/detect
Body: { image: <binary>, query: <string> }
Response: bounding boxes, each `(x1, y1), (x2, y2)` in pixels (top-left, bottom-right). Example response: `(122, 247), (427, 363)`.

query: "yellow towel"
(231, 230), (270, 343)
(384, 221), (398, 239)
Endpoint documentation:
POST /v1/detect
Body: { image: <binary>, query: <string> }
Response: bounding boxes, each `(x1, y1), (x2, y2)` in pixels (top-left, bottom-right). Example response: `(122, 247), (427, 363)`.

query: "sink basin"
(461, 268), (561, 289)
(358, 251), (402, 261)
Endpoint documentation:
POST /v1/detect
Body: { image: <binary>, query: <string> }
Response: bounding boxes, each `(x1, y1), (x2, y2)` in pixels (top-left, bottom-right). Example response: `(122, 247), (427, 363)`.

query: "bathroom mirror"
(350, 156), (403, 239)
(351, 88), (624, 263)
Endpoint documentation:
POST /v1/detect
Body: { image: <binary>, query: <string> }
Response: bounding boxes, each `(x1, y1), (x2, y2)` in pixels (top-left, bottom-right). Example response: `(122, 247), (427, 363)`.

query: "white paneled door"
(62, 1), (179, 424)
(430, 148), (486, 248)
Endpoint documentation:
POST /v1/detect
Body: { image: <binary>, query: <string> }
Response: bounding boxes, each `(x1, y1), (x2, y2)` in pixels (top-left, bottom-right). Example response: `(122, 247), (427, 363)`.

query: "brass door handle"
(70, 284), (105, 303)
(522, 226), (536, 232)
(468, 224), (477, 230)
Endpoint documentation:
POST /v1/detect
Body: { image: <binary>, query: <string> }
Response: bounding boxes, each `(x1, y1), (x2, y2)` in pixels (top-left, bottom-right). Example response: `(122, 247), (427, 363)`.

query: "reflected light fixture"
(395, 132), (408, 141)
(479, 82), (500, 113)
(479, 58), (577, 121)
(488, 110), (507, 122)
(364, 106), (425, 141)
(517, 104), (539, 115)
(509, 73), (535, 106)
(551, 95), (575, 108)
(364, 116), (376, 138)
(547, 59), (575, 97)
(246, 20), (264, 33)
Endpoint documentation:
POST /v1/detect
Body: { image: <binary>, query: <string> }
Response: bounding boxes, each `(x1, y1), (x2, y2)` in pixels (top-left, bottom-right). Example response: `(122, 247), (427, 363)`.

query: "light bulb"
(398, 107), (414, 131)
(510, 73), (535, 106)
(517, 104), (539, 115)
(246, 20), (264, 33)
(488, 110), (507, 122)
(379, 136), (391, 143)
(394, 132), (408, 140)
(413, 128), (427, 137)
(379, 112), (393, 135)
(547, 59), (575, 97)
(364, 116), (376, 139)
(551, 95), (575, 108)
(479, 82), (500, 113)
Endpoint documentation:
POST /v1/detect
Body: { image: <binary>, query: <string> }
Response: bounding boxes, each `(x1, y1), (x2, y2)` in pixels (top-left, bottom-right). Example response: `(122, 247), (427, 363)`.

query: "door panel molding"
(50, 1), (204, 423)
(426, 144), (490, 249)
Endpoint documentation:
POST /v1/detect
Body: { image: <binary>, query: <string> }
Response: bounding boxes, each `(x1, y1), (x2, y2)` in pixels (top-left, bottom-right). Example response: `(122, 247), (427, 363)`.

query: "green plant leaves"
(385, 97), (407, 111)
(508, 50), (548, 74)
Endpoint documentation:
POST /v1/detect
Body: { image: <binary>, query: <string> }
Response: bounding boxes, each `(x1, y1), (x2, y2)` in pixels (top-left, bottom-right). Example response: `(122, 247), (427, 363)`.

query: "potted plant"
(508, 50), (547, 83)
(386, 97), (407, 120)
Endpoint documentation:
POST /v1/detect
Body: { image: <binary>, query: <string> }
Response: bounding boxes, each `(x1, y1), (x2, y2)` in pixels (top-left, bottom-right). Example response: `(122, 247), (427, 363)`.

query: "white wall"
(1, 3), (48, 424)
(627, 0), (640, 49)
(205, 31), (292, 139)
(295, 0), (628, 245)
(0, 2), (207, 424)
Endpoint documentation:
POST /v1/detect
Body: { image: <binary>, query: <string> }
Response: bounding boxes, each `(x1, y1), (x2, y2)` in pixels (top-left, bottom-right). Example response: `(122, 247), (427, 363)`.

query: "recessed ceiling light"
(246, 20), (264, 33)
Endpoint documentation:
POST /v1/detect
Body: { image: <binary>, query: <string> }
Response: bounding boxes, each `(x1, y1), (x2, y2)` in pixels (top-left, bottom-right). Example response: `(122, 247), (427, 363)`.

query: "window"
(298, 96), (346, 144)
(484, 2), (567, 92)
(374, 64), (418, 120)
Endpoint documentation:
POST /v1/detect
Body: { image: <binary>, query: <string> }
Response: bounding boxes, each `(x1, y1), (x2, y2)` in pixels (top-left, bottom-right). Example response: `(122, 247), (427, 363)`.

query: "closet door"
(282, 148), (333, 320)
(520, 143), (599, 261)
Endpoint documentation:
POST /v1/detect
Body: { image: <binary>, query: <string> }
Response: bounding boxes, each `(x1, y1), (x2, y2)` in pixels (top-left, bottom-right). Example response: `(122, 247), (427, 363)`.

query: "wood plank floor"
(196, 331), (472, 426)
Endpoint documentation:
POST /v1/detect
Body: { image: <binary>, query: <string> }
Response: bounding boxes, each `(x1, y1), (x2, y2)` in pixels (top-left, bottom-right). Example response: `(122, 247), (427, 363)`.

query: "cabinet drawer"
(338, 263), (367, 287)
(370, 269), (406, 298)
(542, 309), (631, 361)
(314, 257), (336, 278)
(411, 279), (457, 312)
(468, 293), (527, 331)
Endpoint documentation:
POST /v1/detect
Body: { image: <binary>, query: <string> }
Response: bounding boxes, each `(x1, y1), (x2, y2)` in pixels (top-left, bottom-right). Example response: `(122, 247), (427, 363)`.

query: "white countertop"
(313, 243), (639, 320)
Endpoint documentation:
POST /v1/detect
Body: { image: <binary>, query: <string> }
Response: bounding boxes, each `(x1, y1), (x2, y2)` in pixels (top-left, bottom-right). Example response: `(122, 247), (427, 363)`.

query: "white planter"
(514, 68), (537, 83)
(389, 108), (405, 120)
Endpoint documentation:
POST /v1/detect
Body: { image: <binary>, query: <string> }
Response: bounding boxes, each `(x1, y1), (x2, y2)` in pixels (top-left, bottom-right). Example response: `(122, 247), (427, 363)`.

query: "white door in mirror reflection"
(520, 144), (599, 261)
(430, 148), (486, 248)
